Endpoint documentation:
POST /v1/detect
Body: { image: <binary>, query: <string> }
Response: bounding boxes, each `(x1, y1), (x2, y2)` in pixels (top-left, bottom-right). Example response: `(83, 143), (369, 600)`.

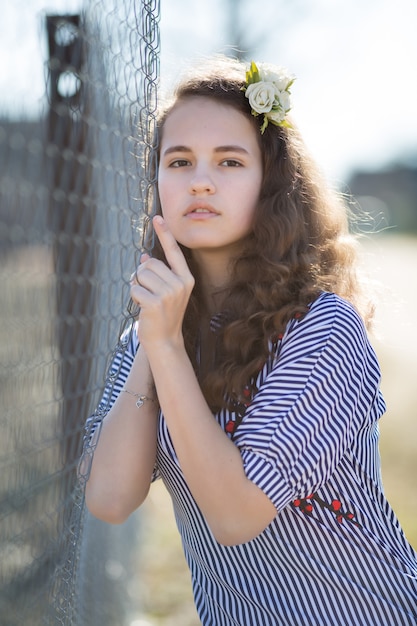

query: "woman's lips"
(184, 204), (219, 218)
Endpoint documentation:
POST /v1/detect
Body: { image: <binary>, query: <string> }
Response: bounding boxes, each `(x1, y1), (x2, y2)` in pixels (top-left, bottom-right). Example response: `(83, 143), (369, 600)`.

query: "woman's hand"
(130, 216), (195, 349)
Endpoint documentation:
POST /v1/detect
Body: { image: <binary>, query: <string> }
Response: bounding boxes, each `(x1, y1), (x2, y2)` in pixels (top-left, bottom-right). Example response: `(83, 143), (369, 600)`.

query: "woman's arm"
(134, 217), (277, 545)
(148, 340), (277, 546)
(85, 343), (159, 524)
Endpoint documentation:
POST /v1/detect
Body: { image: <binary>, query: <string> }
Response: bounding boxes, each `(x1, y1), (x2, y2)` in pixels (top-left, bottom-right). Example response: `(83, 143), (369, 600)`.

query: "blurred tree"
(225, 0), (246, 58)
(223, 0), (308, 59)
(348, 163), (417, 233)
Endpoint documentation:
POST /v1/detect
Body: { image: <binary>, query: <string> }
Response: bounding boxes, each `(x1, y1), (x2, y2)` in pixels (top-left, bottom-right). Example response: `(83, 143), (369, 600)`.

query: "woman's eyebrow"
(214, 145), (249, 154)
(162, 145), (190, 156)
(162, 145), (249, 156)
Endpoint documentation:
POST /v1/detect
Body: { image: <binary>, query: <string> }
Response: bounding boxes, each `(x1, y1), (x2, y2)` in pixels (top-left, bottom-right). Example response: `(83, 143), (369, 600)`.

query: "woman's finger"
(130, 253), (152, 284)
(152, 215), (191, 278)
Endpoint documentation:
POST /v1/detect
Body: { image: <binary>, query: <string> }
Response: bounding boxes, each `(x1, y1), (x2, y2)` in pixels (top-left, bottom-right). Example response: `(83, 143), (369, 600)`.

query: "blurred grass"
(361, 234), (417, 548)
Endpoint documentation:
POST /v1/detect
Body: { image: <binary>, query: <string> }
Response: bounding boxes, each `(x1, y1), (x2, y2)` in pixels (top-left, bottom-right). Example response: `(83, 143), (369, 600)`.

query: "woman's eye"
(169, 159), (190, 168)
(221, 159), (242, 167)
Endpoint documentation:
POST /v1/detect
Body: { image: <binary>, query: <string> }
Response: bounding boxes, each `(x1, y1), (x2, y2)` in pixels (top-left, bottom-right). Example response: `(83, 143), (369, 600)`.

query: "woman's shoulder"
(286, 291), (368, 346)
(309, 291), (364, 321)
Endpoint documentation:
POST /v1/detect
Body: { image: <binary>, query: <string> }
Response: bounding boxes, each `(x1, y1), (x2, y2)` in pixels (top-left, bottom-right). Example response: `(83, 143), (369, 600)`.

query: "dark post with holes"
(46, 14), (96, 513)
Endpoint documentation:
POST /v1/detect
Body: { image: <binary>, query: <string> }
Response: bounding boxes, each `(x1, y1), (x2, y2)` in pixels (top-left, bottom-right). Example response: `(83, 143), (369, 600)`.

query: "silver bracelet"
(121, 388), (156, 409)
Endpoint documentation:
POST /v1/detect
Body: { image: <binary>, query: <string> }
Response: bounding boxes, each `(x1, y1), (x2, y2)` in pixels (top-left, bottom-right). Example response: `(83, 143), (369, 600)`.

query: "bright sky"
(1, 0), (417, 185)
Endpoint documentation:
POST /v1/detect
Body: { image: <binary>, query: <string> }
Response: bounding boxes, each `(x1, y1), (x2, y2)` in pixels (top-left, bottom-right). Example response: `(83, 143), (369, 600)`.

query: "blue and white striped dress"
(90, 292), (417, 625)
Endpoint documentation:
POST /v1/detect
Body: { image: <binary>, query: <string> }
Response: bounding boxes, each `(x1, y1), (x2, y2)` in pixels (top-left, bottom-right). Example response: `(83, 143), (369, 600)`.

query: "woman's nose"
(189, 167), (215, 194)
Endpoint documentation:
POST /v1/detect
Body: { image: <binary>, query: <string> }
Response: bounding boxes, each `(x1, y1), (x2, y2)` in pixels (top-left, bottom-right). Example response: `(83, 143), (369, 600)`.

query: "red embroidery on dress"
(225, 420), (235, 434)
(292, 493), (361, 528)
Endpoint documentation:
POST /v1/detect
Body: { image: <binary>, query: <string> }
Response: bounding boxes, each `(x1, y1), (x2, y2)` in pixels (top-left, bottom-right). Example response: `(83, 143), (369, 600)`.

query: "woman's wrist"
(129, 343), (157, 394)
(120, 388), (157, 408)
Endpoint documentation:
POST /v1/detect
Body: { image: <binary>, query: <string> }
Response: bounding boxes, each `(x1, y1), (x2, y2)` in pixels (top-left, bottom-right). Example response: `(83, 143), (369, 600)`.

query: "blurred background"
(1, 1), (416, 625)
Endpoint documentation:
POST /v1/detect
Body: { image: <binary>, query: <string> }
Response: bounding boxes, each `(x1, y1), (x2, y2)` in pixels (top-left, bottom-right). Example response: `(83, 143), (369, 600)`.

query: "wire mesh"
(0, 1), (160, 624)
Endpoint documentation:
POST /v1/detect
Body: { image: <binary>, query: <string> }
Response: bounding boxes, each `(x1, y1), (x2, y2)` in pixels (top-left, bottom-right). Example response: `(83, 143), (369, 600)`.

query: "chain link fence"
(0, 1), (160, 624)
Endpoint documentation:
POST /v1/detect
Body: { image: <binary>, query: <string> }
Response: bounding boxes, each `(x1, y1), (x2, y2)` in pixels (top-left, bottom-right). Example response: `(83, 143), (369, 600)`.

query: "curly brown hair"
(149, 56), (372, 411)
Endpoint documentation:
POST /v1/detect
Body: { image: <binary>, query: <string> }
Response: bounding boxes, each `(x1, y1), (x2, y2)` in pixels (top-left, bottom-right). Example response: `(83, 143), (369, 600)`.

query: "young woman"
(83, 56), (417, 625)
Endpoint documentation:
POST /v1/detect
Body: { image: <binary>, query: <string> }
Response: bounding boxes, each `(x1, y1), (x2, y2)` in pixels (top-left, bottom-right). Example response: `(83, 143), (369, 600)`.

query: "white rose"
(275, 90), (291, 113)
(267, 108), (285, 124)
(258, 64), (293, 92)
(245, 82), (276, 114)
(267, 91), (292, 125)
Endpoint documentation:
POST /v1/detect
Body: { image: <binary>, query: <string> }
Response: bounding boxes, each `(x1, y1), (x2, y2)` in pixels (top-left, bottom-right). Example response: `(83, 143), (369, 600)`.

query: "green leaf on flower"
(286, 78), (295, 91)
(246, 60), (260, 86)
(270, 118), (292, 129)
(260, 115), (269, 134)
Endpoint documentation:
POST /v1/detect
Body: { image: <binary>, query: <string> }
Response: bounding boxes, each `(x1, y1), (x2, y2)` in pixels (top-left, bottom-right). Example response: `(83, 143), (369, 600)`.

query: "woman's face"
(158, 97), (263, 259)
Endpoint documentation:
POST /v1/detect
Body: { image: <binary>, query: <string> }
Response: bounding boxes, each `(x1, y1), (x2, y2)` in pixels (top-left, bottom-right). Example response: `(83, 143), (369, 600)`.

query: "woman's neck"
(191, 248), (234, 316)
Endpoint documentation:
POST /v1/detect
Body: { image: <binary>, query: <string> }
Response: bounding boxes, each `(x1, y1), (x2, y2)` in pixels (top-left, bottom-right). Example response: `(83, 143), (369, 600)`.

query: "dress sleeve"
(84, 324), (138, 442)
(233, 294), (384, 513)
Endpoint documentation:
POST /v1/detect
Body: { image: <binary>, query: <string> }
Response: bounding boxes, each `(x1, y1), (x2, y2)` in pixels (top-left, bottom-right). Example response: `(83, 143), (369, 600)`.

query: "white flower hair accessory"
(244, 61), (295, 134)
